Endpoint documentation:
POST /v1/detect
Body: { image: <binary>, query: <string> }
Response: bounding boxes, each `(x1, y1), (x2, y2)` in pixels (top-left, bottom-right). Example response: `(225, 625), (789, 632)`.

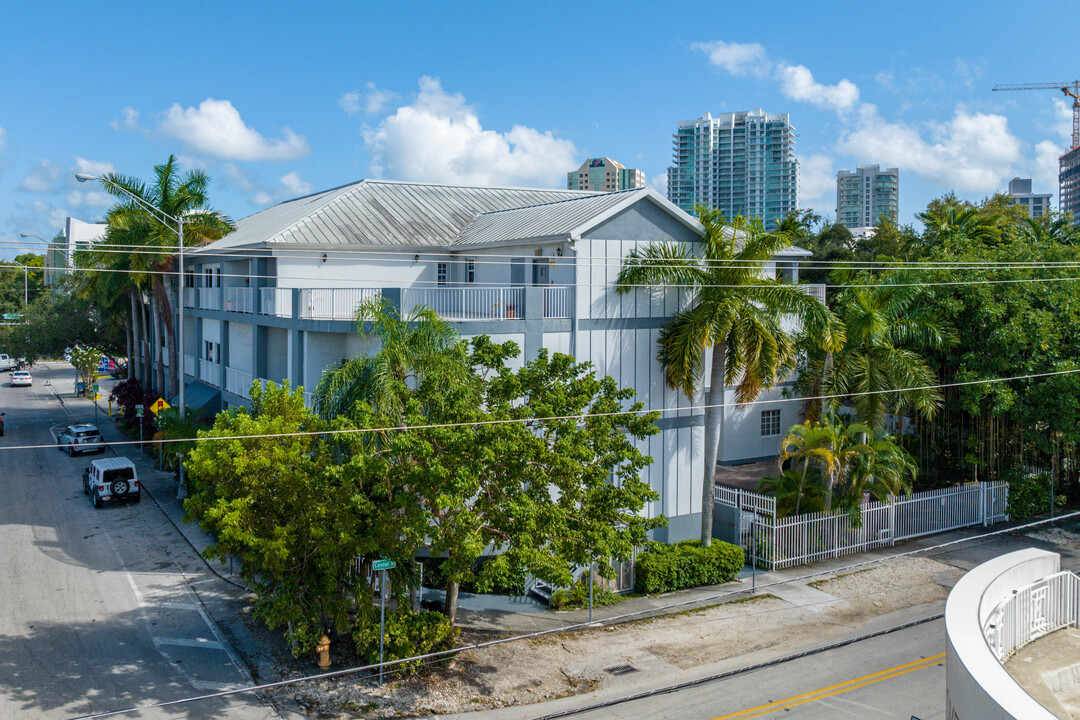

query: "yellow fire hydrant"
(315, 635), (331, 669)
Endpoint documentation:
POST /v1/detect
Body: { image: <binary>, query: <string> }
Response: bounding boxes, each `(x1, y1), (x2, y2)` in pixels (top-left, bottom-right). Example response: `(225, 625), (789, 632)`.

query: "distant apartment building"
(836, 165), (899, 230)
(1060, 147), (1080, 227)
(567, 157), (645, 192)
(1004, 177), (1051, 218)
(666, 110), (798, 228)
(44, 217), (106, 286)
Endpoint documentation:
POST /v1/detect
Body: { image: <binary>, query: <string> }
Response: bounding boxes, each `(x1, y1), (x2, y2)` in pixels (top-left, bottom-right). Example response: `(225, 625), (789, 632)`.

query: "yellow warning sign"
(150, 397), (171, 415)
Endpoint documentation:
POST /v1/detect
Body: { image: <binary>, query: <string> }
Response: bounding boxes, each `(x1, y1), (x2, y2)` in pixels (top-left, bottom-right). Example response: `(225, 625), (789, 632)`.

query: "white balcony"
(197, 287), (220, 311)
(260, 287), (291, 317)
(301, 288), (382, 321)
(184, 354), (196, 377)
(224, 287), (254, 314)
(225, 367), (253, 398)
(403, 286), (523, 321)
(199, 358), (222, 388)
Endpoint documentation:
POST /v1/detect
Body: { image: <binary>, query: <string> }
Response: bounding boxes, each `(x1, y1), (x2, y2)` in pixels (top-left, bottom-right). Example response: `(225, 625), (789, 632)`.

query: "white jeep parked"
(83, 457), (141, 508)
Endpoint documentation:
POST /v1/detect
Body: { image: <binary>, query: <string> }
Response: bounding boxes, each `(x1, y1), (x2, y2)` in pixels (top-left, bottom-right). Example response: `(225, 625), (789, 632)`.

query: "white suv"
(58, 424), (105, 455)
(83, 457), (141, 508)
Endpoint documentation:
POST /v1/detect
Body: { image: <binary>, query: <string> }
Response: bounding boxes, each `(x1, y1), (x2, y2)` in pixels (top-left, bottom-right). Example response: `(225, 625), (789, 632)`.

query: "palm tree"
(97, 156), (233, 400)
(916, 205), (998, 249)
(848, 429), (917, 502)
(778, 419), (840, 515)
(758, 467), (825, 517)
(616, 208), (839, 545)
(1017, 215), (1080, 245)
(821, 273), (945, 433)
(311, 298), (469, 420)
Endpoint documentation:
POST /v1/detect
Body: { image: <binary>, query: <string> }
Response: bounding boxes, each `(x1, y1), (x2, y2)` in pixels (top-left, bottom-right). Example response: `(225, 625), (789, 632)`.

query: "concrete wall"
(945, 548), (1061, 720)
(228, 322), (254, 374)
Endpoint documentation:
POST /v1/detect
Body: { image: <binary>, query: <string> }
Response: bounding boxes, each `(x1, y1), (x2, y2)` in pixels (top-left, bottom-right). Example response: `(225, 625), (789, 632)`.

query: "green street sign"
(92, 383), (99, 393)
(135, 404), (144, 417)
(373, 559), (396, 571)
(1, 313), (19, 321)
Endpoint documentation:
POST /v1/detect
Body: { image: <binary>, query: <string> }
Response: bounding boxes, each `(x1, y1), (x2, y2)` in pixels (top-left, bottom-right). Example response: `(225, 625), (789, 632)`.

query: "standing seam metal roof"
(194, 180), (598, 253)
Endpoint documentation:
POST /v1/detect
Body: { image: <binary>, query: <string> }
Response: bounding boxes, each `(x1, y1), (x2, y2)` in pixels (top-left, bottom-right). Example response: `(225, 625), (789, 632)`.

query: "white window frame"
(761, 409), (781, 437)
(437, 262), (448, 287)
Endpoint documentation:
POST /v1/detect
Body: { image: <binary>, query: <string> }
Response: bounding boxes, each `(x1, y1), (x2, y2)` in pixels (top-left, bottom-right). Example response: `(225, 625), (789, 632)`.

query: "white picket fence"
(983, 570), (1080, 662)
(717, 481), (1009, 570)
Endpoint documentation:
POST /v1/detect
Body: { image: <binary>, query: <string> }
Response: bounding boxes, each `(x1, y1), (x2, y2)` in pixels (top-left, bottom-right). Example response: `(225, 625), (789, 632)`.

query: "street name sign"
(373, 559), (396, 571)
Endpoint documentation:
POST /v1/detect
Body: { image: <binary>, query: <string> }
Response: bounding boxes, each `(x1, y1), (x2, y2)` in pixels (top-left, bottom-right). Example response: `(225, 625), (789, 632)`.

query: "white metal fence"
(983, 570), (1080, 662)
(717, 481), (1009, 570)
(224, 287), (254, 314)
(804, 283), (827, 305)
(301, 288), (382, 321)
(543, 286), (572, 318)
(197, 287), (220, 311)
(225, 367), (253, 398)
(260, 287), (292, 317)
(403, 286), (524, 320)
(184, 354), (196, 377)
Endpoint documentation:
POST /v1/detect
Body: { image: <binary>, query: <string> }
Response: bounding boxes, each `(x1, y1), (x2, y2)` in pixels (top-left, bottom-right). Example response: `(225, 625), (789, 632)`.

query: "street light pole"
(76, 173), (186, 422)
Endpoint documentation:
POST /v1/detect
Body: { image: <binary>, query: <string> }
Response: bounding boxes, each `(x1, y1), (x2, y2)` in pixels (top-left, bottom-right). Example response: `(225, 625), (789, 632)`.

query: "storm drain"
(604, 663), (638, 676)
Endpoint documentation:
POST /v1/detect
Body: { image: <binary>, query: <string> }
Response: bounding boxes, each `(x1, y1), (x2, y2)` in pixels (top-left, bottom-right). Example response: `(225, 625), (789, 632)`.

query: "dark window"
(103, 468), (135, 482)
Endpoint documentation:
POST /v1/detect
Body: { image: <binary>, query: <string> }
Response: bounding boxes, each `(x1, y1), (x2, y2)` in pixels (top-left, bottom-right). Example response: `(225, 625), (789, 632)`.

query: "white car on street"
(10, 371), (32, 387)
(58, 424), (105, 455)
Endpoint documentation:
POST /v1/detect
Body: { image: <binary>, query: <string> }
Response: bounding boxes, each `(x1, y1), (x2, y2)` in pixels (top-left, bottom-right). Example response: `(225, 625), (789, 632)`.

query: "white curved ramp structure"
(945, 547), (1069, 719)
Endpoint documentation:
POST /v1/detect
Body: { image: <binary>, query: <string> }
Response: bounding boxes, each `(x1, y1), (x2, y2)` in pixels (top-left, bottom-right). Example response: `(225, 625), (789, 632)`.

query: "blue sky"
(1, 1), (1075, 259)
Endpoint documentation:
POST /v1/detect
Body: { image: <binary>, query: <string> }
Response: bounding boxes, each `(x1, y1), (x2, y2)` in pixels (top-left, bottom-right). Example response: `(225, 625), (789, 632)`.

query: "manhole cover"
(604, 664), (638, 676)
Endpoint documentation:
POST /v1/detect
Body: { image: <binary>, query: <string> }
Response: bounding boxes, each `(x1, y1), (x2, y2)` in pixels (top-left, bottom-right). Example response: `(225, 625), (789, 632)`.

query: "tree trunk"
(125, 315), (133, 380)
(130, 291), (142, 384)
(795, 457), (811, 516)
(157, 278), (179, 400)
(444, 579), (459, 626)
(701, 341), (727, 547)
(151, 293), (165, 395)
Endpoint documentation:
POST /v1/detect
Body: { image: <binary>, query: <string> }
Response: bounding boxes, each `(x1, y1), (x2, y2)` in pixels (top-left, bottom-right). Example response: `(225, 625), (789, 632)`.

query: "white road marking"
(153, 637), (225, 650)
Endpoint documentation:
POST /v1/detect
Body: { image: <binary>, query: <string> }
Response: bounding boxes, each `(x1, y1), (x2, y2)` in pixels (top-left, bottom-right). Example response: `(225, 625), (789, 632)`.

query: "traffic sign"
(92, 383), (99, 394)
(150, 397), (171, 415)
(135, 404), (144, 418)
(373, 559), (396, 571)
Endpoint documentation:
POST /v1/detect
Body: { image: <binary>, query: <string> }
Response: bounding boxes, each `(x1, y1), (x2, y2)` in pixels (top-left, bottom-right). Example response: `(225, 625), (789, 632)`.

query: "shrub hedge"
(550, 575), (622, 611)
(351, 610), (459, 673)
(1007, 473), (1066, 521)
(634, 540), (744, 594)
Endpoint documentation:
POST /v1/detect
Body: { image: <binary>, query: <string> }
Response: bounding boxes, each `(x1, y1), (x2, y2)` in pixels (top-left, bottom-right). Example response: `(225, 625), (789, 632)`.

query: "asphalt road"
(551, 618), (946, 720)
(0, 363), (288, 720)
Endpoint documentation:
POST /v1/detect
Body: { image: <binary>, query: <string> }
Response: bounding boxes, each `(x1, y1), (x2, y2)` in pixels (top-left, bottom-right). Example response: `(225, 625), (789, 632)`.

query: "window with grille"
(466, 259), (475, 284)
(761, 409), (781, 437)
(437, 262), (448, 286)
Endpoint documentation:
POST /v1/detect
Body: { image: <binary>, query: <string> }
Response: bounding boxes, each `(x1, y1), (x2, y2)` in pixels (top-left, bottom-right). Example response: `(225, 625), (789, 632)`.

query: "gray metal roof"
(193, 180), (596, 253)
(452, 187), (703, 247)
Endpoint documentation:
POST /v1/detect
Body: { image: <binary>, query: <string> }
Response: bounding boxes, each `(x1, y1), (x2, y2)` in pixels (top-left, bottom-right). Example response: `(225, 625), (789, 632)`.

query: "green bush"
(352, 610), (459, 673)
(634, 540), (744, 594)
(549, 575), (622, 611)
(1007, 474), (1066, 521)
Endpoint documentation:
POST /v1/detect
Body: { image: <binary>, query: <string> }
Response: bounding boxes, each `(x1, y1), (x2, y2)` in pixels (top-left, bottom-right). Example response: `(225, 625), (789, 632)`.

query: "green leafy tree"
(616, 208), (838, 545)
(0, 253), (45, 314)
(758, 467), (825, 517)
(0, 279), (119, 364)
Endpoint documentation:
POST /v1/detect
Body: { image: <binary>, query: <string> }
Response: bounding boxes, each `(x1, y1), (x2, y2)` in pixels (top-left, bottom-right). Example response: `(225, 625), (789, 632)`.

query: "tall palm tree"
(778, 419), (841, 515)
(616, 208), (839, 545)
(311, 298), (469, 420)
(848, 428), (917, 502)
(916, 205), (998, 248)
(98, 156), (233, 400)
(1017, 215), (1080, 245)
(824, 274), (946, 432)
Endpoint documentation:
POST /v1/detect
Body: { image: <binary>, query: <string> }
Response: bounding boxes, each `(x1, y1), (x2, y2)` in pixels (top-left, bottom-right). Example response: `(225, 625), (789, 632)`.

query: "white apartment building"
(836, 165), (899, 230)
(567, 157), (646, 192)
(1005, 177), (1051, 218)
(45, 217), (107, 286)
(667, 110), (799, 228)
(170, 180), (818, 543)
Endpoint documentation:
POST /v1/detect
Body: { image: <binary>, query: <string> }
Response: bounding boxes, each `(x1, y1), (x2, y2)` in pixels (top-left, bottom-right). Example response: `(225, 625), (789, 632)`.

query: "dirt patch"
(276, 556), (960, 717)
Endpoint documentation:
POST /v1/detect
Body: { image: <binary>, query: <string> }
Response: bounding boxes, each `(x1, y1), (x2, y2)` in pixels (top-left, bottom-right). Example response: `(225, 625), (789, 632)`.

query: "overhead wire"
(6, 366), (1079, 453)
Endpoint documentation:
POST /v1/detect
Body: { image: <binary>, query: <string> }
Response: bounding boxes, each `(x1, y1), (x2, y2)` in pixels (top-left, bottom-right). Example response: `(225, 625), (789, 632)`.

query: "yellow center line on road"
(710, 652), (946, 720)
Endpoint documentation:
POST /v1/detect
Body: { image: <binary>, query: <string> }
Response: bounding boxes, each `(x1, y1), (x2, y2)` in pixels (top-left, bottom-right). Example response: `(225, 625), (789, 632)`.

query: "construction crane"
(993, 81), (1080, 149)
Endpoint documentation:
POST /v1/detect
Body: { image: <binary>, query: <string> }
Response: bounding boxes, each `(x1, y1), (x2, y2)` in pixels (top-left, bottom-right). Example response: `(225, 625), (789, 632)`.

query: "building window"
(466, 259), (475, 284)
(437, 262), (448, 286)
(761, 409), (781, 437)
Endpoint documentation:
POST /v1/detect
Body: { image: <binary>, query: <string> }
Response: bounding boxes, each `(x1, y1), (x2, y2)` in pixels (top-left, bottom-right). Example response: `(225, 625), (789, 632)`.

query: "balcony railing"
(260, 287), (291, 317)
(224, 287), (254, 314)
(301, 287), (382, 321)
(199, 359), (222, 388)
(403, 286), (524, 321)
(225, 367), (254, 398)
(197, 287), (220, 311)
(184, 354), (196, 377)
(543, 286), (572, 319)
(804, 284), (826, 305)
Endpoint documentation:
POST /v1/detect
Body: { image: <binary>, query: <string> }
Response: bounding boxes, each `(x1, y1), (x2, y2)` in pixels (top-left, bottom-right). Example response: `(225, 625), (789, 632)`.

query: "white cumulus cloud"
(363, 76), (577, 187)
(690, 41), (771, 77)
(73, 157), (115, 178)
(19, 159), (64, 192)
(649, 173), (668, 196)
(111, 106), (143, 132)
(799, 154), (836, 209)
(338, 92), (361, 116)
(159, 99), (310, 162)
(777, 64), (859, 112)
(838, 108), (1022, 193)
(66, 190), (113, 209)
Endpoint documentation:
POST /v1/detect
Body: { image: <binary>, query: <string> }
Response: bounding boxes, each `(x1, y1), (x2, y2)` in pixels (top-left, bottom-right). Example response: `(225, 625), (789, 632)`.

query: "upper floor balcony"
(185, 284), (574, 323)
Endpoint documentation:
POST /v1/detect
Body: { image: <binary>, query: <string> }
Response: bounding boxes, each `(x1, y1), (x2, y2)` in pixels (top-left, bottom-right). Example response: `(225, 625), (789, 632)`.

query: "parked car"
(58, 423), (104, 455)
(82, 457), (141, 508)
(10, 371), (31, 387)
(0, 354), (16, 371)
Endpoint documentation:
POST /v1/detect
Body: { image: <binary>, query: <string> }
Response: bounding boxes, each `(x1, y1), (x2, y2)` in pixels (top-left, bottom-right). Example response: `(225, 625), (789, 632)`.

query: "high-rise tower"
(836, 165), (899, 230)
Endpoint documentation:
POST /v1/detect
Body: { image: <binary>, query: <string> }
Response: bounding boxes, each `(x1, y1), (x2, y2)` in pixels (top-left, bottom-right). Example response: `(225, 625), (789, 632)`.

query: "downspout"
(570, 238), (579, 358)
